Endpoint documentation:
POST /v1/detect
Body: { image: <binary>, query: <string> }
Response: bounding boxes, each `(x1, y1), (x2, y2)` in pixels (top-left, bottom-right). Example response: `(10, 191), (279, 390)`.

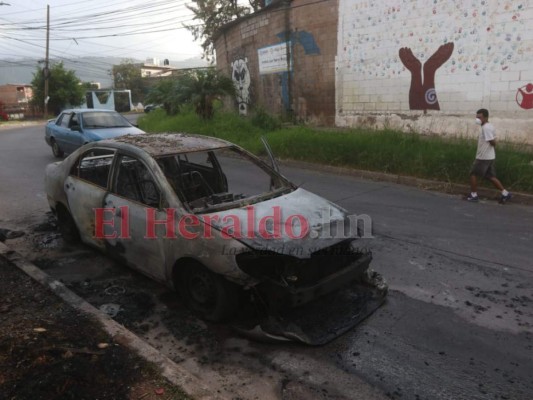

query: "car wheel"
(51, 139), (64, 158)
(179, 262), (240, 322)
(57, 205), (80, 244)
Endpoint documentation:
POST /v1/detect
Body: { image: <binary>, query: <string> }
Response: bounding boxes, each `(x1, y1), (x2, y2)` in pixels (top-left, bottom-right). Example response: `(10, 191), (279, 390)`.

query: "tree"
(31, 62), (85, 115)
(81, 82), (100, 90)
(180, 69), (236, 119)
(146, 69), (235, 119)
(184, 0), (262, 61)
(145, 78), (183, 115)
(112, 59), (146, 103)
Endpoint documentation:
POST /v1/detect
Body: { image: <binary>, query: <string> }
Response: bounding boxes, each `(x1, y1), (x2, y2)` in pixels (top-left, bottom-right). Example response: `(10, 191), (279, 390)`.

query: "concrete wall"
(336, 0), (533, 143)
(215, 0), (338, 124)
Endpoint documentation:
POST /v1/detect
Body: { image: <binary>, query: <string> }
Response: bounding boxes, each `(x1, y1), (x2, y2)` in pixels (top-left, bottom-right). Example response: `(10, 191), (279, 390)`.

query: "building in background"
(215, 0), (337, 123)
(139, 58), (177, 78)
(215, 0), (533, 143)
(83, 89), (134, 112)
(0, 84), (33, 119)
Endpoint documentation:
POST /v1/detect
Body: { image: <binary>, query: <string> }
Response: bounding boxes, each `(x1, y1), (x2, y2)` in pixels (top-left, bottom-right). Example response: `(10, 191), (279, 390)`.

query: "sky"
(0, 0), (205, 64)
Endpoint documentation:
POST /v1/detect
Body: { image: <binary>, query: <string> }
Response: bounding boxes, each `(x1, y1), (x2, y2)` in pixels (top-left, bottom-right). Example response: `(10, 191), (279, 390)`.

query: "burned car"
(44, 133), (386, 344)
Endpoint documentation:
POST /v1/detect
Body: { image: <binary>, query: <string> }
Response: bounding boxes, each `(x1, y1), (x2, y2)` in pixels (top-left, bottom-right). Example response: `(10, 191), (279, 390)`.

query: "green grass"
(139, 109), (533, 194)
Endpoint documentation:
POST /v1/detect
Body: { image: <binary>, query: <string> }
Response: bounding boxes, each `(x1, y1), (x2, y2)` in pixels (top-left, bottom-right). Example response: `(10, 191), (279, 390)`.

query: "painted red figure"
(516, 83), (533, 110)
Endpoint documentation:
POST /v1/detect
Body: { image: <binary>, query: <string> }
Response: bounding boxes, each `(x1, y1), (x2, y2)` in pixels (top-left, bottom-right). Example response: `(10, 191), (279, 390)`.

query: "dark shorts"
(470, 159), (496, 179)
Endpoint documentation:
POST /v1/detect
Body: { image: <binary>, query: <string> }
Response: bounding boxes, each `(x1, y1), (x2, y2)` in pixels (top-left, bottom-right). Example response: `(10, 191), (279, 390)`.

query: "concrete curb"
(278, 159), (533, 206)
(0, 242), (225, 400)
(0, 120), (45, 130)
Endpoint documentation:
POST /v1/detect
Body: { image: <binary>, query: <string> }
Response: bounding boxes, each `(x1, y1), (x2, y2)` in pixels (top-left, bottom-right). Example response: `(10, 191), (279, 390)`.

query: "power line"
(0, 0), (200, 60)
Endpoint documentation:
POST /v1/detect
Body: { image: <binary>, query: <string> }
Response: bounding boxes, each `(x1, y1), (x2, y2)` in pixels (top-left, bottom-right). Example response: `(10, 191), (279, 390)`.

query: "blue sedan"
(45, 108), (145, 157)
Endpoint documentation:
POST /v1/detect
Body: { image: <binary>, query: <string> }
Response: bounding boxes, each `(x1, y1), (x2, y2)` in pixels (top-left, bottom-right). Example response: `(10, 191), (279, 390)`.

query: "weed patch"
(139, 111), (533, 193)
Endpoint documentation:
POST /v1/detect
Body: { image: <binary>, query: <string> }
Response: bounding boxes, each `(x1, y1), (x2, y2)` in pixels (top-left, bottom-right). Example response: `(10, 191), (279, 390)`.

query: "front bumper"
(257, 252), (373, 310)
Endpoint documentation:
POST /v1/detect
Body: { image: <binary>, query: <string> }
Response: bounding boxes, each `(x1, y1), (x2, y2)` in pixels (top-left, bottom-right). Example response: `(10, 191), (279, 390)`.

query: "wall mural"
(275, 30), (320, 55)
(339, 1), (533, 113)
(274, 30), (320, 111)
(231, 57), (251, 115)
(516, 83), (533, 110)
(341, 2), (530, 79)
(399, 43), (454, 110)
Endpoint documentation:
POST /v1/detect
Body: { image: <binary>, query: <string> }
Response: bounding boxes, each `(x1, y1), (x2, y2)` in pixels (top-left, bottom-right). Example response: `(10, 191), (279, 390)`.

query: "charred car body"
(44, 133), (387, 344)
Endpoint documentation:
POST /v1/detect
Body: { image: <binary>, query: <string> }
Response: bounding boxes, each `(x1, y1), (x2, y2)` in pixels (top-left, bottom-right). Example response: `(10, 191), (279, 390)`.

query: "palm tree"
(178, 68), (236, 119)
(145, 78), (181, 115)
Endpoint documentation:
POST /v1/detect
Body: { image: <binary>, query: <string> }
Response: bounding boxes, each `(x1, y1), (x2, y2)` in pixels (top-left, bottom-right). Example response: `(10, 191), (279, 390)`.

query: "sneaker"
(499, 192), (512, 204)
(466, 194), (479, 202)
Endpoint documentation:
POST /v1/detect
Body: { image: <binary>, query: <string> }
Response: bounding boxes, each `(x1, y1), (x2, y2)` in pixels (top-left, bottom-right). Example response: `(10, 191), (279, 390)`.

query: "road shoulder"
(0, 241), (222, 400)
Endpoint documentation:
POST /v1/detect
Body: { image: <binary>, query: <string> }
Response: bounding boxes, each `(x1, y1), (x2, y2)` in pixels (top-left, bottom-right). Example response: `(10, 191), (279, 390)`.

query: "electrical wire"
(1, 0), (308, 82)
(0, 0), (194, 46)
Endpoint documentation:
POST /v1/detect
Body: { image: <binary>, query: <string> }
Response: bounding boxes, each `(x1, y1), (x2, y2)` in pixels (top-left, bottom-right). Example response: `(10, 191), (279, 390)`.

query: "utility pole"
(283, 0), (292, 121)
(44, 5), (50, 117)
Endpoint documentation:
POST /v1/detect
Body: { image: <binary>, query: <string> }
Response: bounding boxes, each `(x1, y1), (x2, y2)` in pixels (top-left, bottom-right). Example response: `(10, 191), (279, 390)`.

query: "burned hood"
(202, 188), (356, 258)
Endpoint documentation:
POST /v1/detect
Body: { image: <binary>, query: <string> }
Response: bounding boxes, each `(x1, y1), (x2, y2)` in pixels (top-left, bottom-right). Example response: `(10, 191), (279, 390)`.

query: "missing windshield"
(156, 147), (293, 212)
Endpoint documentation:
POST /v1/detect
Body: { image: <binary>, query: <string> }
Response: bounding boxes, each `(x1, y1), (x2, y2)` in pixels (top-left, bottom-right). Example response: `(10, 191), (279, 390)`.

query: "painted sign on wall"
(258, 42), (292, 75)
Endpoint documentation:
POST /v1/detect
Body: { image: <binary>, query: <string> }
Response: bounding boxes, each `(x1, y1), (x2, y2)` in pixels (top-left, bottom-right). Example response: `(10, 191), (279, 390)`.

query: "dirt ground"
(0, 247), (190, 400)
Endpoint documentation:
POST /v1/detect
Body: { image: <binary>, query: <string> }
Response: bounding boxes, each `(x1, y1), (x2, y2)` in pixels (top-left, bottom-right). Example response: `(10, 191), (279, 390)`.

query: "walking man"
(467, 109), (511, 203)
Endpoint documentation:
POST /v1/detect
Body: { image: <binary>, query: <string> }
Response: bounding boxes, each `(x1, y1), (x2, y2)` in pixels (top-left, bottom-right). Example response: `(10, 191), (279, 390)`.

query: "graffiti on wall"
(231, 57), (251, 115)
(399, 43), (454, 111)
(340, 1), (530, 79)
(275, 31), (320, 55)
(516, 83), (533, 110)
(272, 30), (320, 111)
(338, 1), (533, 115)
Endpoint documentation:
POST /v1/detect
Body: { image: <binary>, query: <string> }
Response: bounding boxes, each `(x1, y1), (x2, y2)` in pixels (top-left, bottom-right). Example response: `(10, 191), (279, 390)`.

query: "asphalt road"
(1, 121), (532, 400)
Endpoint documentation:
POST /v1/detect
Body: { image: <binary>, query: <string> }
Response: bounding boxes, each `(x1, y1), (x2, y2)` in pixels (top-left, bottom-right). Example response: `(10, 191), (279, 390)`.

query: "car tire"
(179, 262), (240, 322)
(57, 205), (80, 244)
(51, 139), (64, 158)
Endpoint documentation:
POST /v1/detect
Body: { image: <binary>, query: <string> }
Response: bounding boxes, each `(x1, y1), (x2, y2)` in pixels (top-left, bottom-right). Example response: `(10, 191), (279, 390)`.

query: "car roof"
(61, 108), (118, 113)
(101, 133), (233, 157)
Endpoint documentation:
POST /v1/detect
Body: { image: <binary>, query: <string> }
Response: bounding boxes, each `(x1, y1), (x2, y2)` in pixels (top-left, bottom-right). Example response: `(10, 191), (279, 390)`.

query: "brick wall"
(0, 85), (30, 105)
(0, 84), (33, 113)
(215, 0), (338, 125)
(336, 0), (533, 143)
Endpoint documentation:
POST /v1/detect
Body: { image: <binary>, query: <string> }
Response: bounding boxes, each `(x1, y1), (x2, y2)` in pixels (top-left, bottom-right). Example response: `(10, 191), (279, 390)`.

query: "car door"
(104, 153), (167, 282)
(63, 148), (116, 249)
(62, 111), (85, 153)
(52, 112), (73, 151)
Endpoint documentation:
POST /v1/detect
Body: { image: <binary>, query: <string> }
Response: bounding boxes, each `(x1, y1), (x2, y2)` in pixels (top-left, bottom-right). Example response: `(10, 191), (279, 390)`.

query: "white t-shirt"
(476, 122), (496, 160)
